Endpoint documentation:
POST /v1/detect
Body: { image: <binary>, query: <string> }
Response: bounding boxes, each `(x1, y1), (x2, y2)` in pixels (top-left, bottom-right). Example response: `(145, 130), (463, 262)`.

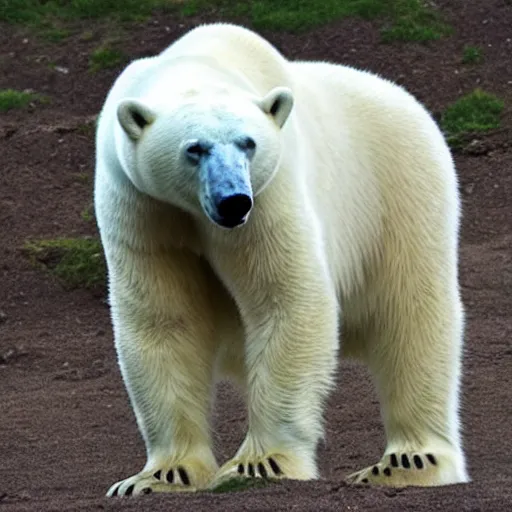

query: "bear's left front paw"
(345, 450), (465, 487)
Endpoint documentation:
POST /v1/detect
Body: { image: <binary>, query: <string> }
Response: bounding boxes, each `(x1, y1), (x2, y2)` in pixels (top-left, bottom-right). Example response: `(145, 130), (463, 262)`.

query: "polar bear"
(94, 23), (469, 496)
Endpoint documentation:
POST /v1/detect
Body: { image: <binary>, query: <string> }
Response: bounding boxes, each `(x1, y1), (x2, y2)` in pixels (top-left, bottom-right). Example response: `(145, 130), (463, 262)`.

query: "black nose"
(216, 193), (253, 227)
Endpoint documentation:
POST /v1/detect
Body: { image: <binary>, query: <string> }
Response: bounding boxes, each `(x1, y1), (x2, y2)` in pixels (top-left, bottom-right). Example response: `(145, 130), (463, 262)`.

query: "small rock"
(464, 139), (489, 156)
(54, 66), (69, 74)
(0, 346), (28, 365)
(463, 183), (475, 195)
(0, 310), (7, 323)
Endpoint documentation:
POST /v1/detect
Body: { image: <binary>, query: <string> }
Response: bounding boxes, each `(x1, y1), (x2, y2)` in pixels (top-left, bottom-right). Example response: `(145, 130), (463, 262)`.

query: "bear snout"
(198, 142), (254, 229)
(216, 193), (253, 228)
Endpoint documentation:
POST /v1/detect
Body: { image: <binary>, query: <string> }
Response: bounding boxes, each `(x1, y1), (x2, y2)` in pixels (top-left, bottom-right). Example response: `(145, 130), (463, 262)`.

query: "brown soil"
(1, 0), (511, 510)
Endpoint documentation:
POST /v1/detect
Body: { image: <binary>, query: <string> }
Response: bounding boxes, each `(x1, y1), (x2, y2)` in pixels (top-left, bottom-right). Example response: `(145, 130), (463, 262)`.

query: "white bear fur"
(95, 23), (468, 495)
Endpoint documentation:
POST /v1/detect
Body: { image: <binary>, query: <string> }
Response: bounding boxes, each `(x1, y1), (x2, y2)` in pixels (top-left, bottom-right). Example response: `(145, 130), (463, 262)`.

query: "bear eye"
(187, 143), (203, 155)
(237, 137), (256, 152)
(185, 141), (209, 163)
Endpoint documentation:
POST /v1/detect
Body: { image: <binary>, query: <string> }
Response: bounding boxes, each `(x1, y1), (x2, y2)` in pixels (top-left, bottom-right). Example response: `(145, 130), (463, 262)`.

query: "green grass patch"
(23, 237), (106, 290)
(181, 0), (450, 40)
(79, 30), (95, 41)
(379, 0), (451, 42)
(42, 26), (71, 42)
(0, 0), (180, 25)
(2, 1), (451, 42)
(74, 172), (91, 183)
(89, 46), (126, 72)
(0, 89), (41, 112)
(462, 45), (483, 64)
(211, 477), (278, 493)
(76, 120), (96, 138)
(81, 204), (94, 222)
(440, 89), (504, 148)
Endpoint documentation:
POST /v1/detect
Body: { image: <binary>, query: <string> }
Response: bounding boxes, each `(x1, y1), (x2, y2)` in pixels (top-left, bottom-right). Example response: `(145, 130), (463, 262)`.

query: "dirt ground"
(1, 0), (511, 510)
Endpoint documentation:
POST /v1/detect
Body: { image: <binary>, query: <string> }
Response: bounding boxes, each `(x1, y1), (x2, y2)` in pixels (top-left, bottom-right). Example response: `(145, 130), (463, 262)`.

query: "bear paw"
(345, 451), (464, 487)
(107, 458), (217, 497)
(209, 451), (314, 490)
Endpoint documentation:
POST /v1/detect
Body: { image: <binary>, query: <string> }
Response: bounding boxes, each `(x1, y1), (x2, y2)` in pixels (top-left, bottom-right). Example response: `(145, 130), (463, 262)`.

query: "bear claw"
(345, 451), (443, 487)
(209, 455), (290, 489)
(234, 457), (282, 480)
(106, 459), (215, 496)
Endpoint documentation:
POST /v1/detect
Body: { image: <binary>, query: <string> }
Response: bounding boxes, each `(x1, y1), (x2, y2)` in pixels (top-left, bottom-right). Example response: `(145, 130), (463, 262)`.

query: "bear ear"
(117, 99), (156, 140)
(259, 87), (294, 129)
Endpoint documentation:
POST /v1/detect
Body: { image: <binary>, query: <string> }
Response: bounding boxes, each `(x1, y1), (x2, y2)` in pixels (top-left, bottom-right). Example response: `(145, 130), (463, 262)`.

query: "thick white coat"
(95, 23), (468, 495)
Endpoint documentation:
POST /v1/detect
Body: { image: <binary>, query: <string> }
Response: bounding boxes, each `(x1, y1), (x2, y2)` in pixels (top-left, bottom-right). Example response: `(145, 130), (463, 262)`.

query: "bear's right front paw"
(107, 459), (217, 497)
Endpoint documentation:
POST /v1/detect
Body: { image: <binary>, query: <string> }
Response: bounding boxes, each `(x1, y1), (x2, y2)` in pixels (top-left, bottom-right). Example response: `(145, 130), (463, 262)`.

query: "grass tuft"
(81, 205), (94, 222)
(42, 26), (71, 42)
(23, 237), (106, 290)
(79, 30), (95, 41)
(440, 89), (504, 147)
(462, 45), (483, 64)
(211, 477), (278, 493)
(0, 89), (41, 112)
(89, 46), (126, 72)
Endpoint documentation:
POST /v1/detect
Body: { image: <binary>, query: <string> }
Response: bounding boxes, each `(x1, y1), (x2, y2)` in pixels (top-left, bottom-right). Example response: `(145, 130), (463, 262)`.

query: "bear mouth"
(204, 206), (251, 230)
(214, 215), (249, 229)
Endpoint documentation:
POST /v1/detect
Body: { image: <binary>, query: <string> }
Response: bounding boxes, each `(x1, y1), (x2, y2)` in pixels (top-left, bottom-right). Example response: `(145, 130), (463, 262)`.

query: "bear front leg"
(208, 224), (339, 488)
(345, 257), (469, 487)
(104, 247), (219, 497)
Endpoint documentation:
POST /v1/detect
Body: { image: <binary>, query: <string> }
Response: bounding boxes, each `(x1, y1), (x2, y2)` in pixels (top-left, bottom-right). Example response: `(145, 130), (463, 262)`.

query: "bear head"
(114, 83), (293, 229)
